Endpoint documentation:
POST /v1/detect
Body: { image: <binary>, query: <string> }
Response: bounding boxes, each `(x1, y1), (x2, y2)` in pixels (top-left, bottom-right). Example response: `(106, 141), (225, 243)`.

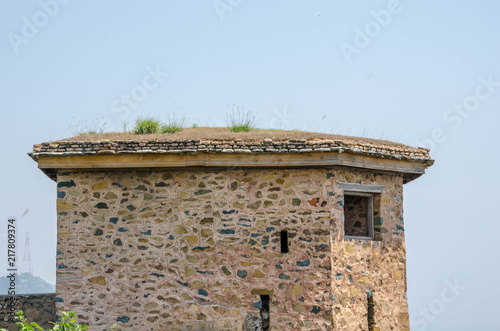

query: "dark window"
(280, 230), (289, 253)
(260, 294), (270, 331)
(367, 292), (375, 330)
(344, 193), (373, 238)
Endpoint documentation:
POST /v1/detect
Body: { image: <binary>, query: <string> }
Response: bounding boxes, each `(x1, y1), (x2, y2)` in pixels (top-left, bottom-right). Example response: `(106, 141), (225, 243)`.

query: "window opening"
(280, 230), (289, 253)
(344, 193), (374, 239)
(367, 292), (375, 331)
(260, 294), (270, 331)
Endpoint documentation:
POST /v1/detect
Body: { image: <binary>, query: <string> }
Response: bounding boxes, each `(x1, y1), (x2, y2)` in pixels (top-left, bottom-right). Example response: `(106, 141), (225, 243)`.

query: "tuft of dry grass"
(70, 118), (107, 136)
(225, 106), (258, 132)
(161, 114), (186, 134)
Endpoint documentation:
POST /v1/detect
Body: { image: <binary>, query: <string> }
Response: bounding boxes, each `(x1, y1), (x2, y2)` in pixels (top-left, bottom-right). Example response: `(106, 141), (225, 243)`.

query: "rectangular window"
(344, 192), (374, 239)
(280, 230), (289, 253)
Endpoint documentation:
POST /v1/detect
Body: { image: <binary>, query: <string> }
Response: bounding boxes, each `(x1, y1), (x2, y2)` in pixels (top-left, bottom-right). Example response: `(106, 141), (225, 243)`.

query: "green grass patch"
(133, 117), (161, 134)
(79, 130), (98, 135)
(229, 124), (251, 132)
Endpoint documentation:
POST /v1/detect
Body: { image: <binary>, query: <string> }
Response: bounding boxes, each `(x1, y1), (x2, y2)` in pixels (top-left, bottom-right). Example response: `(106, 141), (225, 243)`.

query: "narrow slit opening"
(280, 230), (289, 253)
(367, 291), (375, 331)
(260, 294), (270, 331)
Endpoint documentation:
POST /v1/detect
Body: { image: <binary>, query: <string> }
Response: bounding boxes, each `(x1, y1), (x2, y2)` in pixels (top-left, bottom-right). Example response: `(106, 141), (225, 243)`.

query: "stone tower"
(30, 129), (433, 330)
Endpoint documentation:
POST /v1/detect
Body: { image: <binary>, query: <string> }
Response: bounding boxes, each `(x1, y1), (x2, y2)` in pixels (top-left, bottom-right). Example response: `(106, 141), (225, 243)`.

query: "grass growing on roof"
(59, 127), (414, 148)
(225, 106), (258, 132)
(133, 117), (161, 134)
(161, 114), (186, 133)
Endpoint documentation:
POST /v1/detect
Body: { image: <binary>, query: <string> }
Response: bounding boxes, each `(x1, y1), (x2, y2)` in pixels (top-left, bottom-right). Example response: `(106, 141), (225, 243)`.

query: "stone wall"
(55, 167), (409, 330)
(32, 137), (432, 160)
(0, 294), (56, 330)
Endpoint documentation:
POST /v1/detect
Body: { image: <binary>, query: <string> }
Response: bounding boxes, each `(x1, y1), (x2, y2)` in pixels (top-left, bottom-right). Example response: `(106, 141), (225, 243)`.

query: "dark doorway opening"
(367, 292), (375, 330)
(260, 294), (270, 331)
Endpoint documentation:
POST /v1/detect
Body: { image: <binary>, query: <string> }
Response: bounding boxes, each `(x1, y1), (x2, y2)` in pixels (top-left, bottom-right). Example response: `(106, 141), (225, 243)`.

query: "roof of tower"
(29, 128), (434, 183)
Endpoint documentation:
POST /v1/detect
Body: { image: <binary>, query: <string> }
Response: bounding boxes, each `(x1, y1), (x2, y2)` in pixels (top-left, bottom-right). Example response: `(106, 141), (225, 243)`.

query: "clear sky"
(1, 1), (499, 330)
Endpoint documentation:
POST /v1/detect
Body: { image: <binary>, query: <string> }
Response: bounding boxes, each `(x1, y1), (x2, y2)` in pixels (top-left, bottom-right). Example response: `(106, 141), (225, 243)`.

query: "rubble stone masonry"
(0, 294), (56, 330)
(32, 137), (431, 161)
(55, 167), (410, 330)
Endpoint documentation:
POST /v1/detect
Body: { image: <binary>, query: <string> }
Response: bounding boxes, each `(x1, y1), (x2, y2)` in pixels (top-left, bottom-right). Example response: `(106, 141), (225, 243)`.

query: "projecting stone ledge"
(29, 128), (433, 184)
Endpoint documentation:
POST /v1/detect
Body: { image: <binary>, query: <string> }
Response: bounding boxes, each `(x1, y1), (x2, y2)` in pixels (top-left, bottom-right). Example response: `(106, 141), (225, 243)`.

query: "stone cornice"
(30, 146), (433, 184)
(31, 138), (432, 161)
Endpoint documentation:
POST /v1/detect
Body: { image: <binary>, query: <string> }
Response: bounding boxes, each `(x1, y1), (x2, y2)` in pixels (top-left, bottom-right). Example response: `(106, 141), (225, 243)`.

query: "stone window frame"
(339, 183), (385, 241)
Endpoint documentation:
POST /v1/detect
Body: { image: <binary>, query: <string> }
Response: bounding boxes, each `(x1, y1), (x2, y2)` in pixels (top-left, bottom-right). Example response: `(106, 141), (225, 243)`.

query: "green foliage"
(192, 123), (198, 128)
(161, 114), (185, 134)
(225, 105), (258, 132)
(49, 311), (89, 331)
(133, 115), (186, 134)
(0, 310), (112, 331)
(10, 310), (44, 331)
(133, 117), (161, 134)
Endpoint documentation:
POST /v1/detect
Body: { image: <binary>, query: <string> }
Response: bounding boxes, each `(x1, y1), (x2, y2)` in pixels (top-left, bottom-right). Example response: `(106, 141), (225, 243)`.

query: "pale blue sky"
(1, 1), (499, 330)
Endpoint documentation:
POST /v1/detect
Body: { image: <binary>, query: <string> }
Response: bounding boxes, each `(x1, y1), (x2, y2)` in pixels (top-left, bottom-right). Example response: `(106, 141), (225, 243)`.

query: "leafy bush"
(0, 310), (115, 331)
(225, 106), (257, 132)
(161, 114), (185, 134)
(133, 117), (161, 134)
